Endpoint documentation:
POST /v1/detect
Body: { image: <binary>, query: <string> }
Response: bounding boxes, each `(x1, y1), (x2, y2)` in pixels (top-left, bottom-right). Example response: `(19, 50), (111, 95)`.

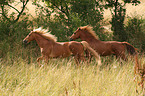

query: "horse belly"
(61, 48), (72, 57)
(99, 51), (113, 56)
(98, 43), (123, 56)
(49, 47), (71, 58)
(95, 47), (113, 56)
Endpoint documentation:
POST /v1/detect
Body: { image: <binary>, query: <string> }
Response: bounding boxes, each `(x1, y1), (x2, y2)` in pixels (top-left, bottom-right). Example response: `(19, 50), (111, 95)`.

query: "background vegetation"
(0, 0), (144, 95)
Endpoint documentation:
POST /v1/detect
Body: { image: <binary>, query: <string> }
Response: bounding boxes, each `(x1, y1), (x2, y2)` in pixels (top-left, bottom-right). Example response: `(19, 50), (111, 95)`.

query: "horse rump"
(122, 42), (136, 55)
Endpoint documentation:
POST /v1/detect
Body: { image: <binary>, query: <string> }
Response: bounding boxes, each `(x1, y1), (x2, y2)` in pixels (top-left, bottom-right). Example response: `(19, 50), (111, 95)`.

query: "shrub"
(0, 14), (40, 61)
(125, 15), (145, 51)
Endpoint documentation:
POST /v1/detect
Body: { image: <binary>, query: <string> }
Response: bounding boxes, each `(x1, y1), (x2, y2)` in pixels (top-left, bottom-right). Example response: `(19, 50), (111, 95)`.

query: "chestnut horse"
(23, 28), (100, 65)
(70, 26), (138, 61)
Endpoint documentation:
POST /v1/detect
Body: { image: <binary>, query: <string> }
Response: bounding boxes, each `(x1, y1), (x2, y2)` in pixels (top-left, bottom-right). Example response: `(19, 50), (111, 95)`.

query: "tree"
(38, 0), (103, 26)
(33, 0), (104, 40)
(70, 0), (103, 26)
(105, 0), (140, 41)
(0, 0), (29, 24)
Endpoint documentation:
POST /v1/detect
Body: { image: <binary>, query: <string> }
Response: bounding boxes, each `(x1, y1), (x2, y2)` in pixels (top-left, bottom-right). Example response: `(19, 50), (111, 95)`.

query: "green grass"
(0, 56), (144, 96)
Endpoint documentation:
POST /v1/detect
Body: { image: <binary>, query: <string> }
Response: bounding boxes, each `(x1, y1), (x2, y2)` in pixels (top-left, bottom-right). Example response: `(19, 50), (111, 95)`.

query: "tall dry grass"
(0, 56), (144, 96)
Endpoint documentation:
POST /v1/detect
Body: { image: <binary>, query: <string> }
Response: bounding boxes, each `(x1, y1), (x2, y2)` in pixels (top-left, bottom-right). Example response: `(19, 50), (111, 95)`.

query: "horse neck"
(34, 33), (54, 48)
(80, 33), (100, 44)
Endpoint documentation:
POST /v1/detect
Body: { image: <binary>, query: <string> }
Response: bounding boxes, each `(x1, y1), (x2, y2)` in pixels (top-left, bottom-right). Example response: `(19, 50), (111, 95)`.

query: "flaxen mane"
(33, 27), (57, 42)
(80, 26), (99, 39)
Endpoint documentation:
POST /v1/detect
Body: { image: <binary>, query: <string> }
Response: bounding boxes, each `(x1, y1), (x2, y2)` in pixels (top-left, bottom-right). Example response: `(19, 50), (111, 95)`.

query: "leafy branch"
(0, 0), (29, 24)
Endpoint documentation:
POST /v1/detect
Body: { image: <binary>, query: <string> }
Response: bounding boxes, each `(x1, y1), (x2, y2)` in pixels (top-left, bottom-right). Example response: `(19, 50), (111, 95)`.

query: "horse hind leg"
(114, 52), (127, 61)
(69, 43), (85, 66)
(44, 55), (49, 64)
(113, 48), (127, 61)
(73, 55), (80, 66)
(73, 52), (85, 66)
(85, 49), (92, 62)
(120, 53), (127, 61)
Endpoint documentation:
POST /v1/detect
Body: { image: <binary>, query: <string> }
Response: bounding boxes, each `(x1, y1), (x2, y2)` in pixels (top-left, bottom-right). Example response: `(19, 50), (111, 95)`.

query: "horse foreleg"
(44, 56), (49, 64)
(37, 56), (44, 66)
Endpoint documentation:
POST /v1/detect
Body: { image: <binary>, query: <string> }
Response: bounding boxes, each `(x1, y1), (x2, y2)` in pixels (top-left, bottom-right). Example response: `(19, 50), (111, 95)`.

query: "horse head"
(70, 28), (82, 41)
(23, 31), (35, 45)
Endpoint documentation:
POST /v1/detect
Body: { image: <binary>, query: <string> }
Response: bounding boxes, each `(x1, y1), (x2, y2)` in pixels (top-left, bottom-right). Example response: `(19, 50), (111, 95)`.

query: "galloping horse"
(23, 28), (100, 65)
(70, 26), (137, 61)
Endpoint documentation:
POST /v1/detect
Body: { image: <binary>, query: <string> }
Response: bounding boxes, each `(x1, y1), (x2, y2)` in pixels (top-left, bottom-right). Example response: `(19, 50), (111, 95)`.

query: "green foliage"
(33, 0), (103, 41)
(0, 0), (29, 24)
(0, 0), (15, 5)
(105, 0), (141, 41)
(71, 0), (103, 25)
(110, 4), (127, 41)
(123, 0), (140, 5)
(125, 15), (145, 51)
(0, 12), (40, 61)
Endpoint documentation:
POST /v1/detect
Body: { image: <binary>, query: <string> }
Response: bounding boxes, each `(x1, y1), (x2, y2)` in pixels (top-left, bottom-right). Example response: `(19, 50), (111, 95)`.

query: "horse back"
(59, 41), (84, 57)
(90, 40), (124, 56)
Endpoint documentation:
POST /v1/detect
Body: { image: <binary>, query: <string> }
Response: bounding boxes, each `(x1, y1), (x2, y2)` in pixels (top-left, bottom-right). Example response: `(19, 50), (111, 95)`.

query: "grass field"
(0, 56), (144, 96)
(1, 0), (144, 96)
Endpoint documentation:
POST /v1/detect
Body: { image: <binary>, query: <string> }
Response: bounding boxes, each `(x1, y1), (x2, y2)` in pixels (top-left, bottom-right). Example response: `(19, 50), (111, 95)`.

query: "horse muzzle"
(23, 40), (28, 45)
(69, 38), (73, 41)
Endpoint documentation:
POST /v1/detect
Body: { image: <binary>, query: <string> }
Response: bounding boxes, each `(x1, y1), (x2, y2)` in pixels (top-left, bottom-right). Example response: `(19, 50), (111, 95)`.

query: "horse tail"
(122, 42), (141, 81)
(122, 42), (136, 55)
(81, 41), (101, 65)
(122, 42), (140, 73)
(134, 52), (145, 90)
(122, 42), (144, 90)
(134, 53), (140, 74)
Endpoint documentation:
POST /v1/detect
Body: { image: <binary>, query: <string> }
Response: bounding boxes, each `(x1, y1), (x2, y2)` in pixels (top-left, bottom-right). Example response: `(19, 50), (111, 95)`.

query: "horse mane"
(80, 26), (99, 39)
(33, 27), (57, 42)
